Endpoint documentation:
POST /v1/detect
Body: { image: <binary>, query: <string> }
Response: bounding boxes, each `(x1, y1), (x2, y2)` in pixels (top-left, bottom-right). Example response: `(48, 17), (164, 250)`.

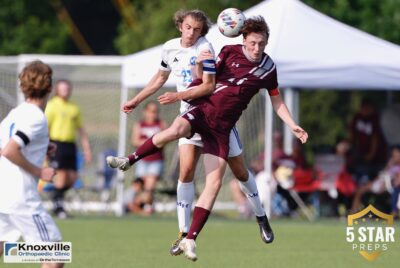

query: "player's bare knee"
(233, 169), (248, 182)
(228, 156), (248, 182)
(164, 127), (181, 140)
(179, 164), (195, 181)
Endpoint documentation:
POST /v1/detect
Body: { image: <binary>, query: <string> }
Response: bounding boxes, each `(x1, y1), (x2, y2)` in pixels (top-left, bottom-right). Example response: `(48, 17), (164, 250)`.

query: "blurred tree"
(61, 0), (120, 54)
(114, 0), (262, 55)
(299, 0), (400, 153)
(0, 0), (70, 54)
(303, 0), (400, 44)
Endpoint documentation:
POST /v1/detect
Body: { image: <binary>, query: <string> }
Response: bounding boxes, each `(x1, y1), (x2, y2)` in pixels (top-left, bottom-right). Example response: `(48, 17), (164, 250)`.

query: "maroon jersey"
(191, 45), (279, 131)
(183, 45), (279, 159)
(139, 120), (163, 161)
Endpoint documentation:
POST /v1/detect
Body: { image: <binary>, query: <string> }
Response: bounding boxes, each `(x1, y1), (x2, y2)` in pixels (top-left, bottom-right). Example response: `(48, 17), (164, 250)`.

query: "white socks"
(238, 170), (266, 217)
(176, 181), (195, 233)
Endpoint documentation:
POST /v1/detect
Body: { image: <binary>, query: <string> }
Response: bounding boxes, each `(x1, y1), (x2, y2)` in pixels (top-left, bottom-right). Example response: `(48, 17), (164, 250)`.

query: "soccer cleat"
(256, 215), (274, 244)
(169, 232), (187, 256)
(178, 238), (197, 261)
(106, 156), (131, 171)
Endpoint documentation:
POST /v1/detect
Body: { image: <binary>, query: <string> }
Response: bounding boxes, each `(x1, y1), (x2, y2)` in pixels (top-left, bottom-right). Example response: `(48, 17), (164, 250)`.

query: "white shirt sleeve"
(160, 43), (171, 71)
(12, 113), (43, 148)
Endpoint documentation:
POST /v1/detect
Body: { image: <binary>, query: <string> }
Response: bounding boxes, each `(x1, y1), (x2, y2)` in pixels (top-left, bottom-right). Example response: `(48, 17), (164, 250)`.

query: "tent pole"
(294, 88), (299, 123)
(283, 87), (295, 155)
(264, 90), (273, 216)
(115, 85), (129, 217)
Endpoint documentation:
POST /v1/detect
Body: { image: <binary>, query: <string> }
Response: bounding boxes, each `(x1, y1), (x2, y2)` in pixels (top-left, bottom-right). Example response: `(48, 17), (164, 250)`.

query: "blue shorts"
(135, 160), (163, 178)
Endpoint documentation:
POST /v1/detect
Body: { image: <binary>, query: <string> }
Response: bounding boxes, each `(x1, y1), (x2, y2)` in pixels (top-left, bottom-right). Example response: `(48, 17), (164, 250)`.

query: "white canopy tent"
(121, 0), (400, 184)
(122, 0), (400, 89)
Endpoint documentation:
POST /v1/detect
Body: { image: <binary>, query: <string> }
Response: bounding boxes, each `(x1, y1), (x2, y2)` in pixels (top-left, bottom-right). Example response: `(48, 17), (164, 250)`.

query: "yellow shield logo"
(347, 205), (395, 261)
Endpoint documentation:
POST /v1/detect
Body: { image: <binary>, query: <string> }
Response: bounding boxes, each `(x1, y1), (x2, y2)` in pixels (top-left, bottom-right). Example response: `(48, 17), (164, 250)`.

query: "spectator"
(351, 145), (400, 215)
(334, 139), (356, 216)
(131, 101), (166, 204)
(349, 98), (387, 184)
(45, 80), (92, 219)
(275, 139), (311, 216)
(123, 178), (154, 216)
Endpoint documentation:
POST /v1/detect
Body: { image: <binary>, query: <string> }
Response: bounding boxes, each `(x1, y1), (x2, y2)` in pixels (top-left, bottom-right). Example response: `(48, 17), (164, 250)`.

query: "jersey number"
(181, 70), (193, 83)
(228, 77), (248, 85)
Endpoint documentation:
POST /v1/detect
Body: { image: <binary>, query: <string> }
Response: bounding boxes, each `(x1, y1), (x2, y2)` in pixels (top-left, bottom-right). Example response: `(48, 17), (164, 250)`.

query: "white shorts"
(135, 160), (163, 178)
(178, 127), (243, 158)
(179, 132), (203, 147)
(0, 210), (62, 242)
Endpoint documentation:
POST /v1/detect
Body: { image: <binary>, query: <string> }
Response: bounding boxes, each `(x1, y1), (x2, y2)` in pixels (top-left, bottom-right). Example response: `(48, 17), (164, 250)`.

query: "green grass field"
(2, 215), (399, 268)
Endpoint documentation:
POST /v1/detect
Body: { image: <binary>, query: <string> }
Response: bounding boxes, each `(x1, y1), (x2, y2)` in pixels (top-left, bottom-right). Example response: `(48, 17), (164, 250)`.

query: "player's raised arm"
(270, 93), (309, 144)
(122, 69), (170, 114)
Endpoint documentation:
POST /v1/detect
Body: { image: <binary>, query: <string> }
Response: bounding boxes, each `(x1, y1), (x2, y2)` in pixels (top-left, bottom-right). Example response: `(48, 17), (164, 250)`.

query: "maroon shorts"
(181, 106), (230, 160)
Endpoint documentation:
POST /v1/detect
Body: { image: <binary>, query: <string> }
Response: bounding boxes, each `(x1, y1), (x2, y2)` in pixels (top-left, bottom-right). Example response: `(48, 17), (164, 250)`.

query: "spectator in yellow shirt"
(45, 80), (92, 218)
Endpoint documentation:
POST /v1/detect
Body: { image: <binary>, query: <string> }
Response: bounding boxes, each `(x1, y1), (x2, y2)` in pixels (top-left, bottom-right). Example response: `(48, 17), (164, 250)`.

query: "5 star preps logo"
(346, 205), (395, 261)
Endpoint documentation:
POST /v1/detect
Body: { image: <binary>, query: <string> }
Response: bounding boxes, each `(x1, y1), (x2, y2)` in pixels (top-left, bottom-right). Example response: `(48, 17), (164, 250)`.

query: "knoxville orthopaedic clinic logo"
(346, 205), (395, 261)
(3, 242), (72, 263)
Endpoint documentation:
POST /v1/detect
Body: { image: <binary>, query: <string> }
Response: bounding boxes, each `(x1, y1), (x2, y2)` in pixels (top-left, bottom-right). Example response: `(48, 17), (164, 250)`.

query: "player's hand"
(292, 126), (308, 144)
(47, 142), (57, 157)
(158, 92), (180, 105)
(196, 50), (213, 64)
(41, 167), (56, 182)
(122, 100), (138, 114)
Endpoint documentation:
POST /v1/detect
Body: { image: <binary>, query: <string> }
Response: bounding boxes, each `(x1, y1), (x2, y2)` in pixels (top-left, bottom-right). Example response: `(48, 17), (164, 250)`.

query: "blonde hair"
(174, 9), (211, 36)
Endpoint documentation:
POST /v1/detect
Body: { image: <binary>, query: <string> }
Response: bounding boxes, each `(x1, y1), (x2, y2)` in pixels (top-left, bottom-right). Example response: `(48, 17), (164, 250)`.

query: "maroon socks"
(128, 138), (161, 165)
(186, 206), (211, 240)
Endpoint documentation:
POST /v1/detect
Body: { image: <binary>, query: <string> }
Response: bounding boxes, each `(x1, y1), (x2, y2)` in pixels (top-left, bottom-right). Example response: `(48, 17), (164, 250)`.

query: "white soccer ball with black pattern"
(217, 8), (246, 38)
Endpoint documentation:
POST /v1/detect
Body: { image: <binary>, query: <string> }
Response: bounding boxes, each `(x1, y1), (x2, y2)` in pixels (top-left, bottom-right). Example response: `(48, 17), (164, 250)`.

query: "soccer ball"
(217, 8), (246, 38)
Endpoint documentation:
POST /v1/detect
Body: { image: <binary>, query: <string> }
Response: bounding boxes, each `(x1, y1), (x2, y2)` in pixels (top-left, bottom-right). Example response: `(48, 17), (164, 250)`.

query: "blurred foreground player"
(107, 16), (308, 261)
(0, 61), (64, 268)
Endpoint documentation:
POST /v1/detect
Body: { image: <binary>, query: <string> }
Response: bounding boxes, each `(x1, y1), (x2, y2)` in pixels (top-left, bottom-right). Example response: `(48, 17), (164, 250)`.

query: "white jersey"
(160, 36), (216, 113)
(0, 102), (49, 215)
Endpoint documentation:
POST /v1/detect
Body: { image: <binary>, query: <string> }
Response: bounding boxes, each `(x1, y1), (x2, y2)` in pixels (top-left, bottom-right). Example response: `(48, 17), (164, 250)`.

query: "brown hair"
(174, 9), (211, 36)
(19, 60), (53, 99)
(241, 16), (270, 40)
